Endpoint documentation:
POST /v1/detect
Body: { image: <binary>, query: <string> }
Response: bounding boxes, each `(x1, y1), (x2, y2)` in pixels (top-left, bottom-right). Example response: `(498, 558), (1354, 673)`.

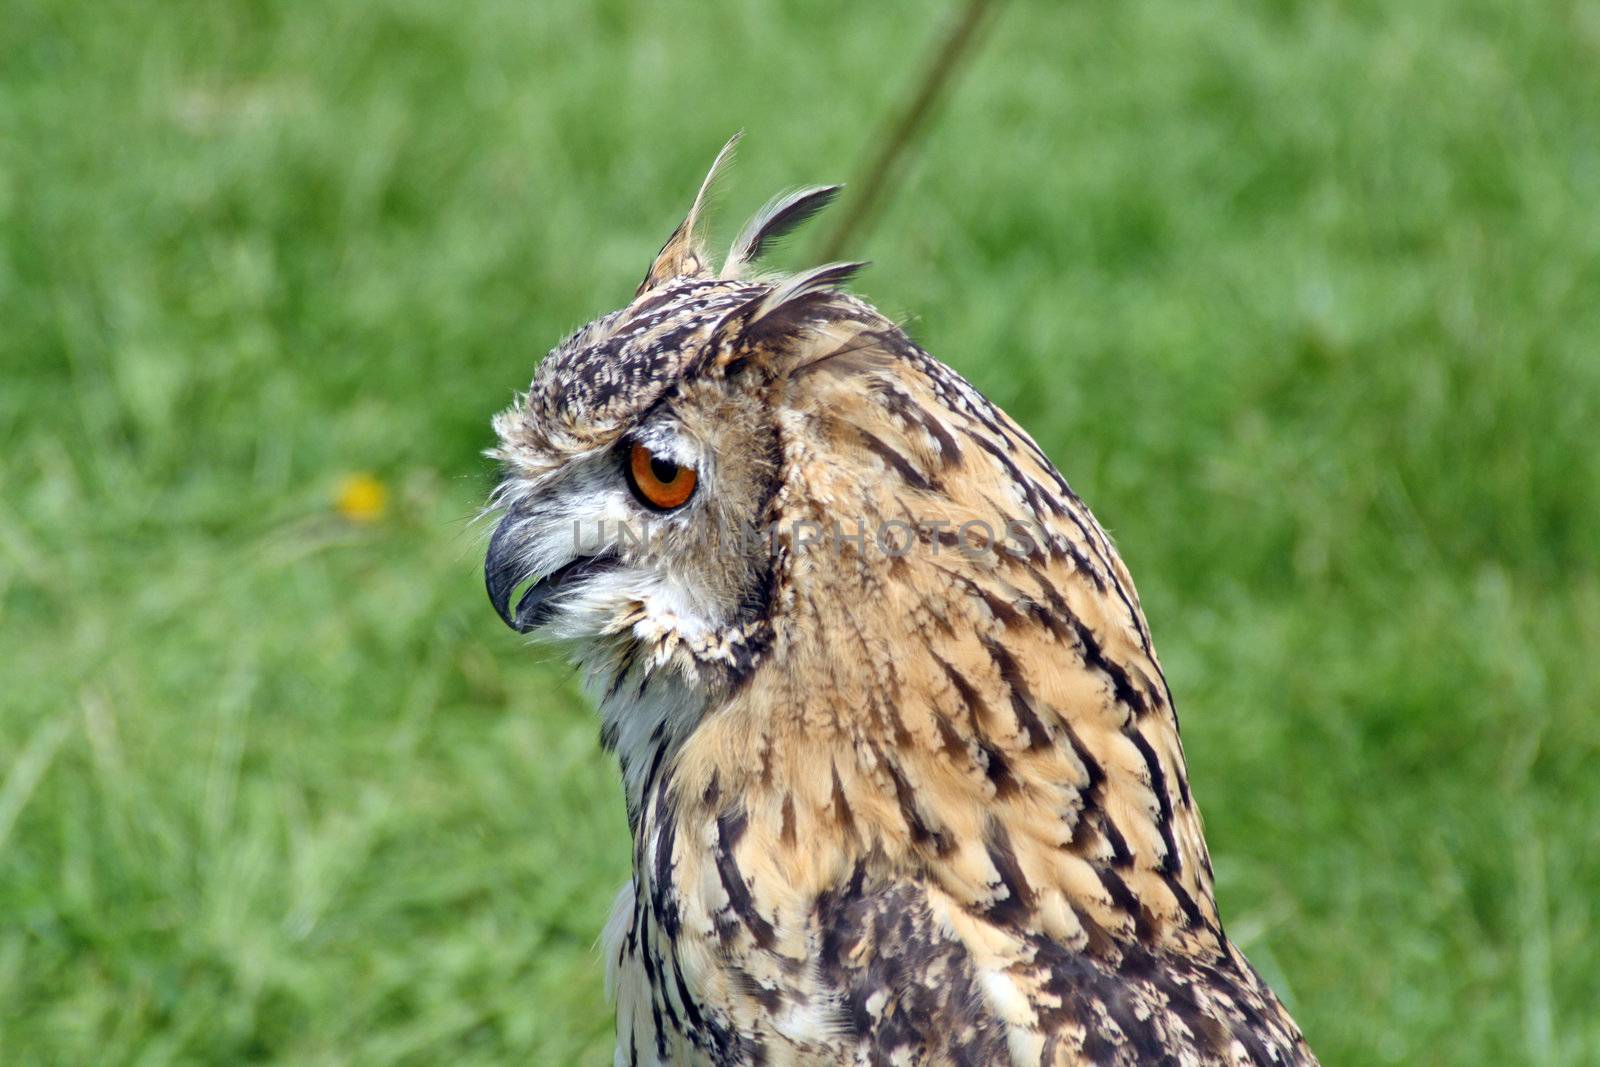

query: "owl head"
(485, 137), (1042, 785)
(489, 141), (854, 645)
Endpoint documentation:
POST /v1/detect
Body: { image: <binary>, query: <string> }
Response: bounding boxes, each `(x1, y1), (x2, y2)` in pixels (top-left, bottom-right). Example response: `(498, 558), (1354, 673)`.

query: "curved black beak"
(486, 504), (616, 634)
(485, 505), (535, 632)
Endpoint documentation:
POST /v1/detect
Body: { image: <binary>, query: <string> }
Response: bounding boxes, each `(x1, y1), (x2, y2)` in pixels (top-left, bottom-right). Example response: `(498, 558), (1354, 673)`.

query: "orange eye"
(626, 442), (697, 510)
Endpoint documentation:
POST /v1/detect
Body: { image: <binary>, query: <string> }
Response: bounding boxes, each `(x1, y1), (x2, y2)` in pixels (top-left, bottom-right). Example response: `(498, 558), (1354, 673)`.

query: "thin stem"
(818, 0), (1004, 262)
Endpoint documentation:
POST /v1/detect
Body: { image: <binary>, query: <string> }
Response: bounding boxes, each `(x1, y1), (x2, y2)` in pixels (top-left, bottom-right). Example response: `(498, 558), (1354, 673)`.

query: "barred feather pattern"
(486, 148), (1318, 1067)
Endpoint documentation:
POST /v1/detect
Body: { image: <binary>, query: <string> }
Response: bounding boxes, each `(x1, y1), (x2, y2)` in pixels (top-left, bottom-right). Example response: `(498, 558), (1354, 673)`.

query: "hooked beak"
(485, 504), (615, 633)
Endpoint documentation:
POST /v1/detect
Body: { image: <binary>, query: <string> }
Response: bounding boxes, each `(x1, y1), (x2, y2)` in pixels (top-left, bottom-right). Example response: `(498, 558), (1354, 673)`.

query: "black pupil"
(649, 455), (679, 483)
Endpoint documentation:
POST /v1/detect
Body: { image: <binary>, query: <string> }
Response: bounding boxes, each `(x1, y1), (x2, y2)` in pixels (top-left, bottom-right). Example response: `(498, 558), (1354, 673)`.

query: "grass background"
(3, 0), (1598, 1063)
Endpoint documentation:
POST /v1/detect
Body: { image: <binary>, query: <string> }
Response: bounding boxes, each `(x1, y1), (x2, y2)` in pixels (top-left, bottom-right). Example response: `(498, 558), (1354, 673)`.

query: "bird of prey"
(483, 137), (1318, 1066)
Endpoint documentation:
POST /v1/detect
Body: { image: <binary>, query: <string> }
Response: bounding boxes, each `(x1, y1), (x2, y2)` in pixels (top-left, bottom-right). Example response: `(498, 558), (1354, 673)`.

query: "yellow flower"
(335, 473), (388, 523)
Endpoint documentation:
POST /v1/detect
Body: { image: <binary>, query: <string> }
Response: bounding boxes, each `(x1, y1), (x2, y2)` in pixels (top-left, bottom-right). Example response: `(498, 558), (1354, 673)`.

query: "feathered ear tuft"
(723, 184), (843, 275)
(636, 132), (743, 296)
(704, 260), (868, 374)
(748, 261), (866, 321)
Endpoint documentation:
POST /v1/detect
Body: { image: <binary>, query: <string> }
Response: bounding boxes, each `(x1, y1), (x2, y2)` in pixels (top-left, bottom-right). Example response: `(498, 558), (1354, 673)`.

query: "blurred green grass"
(2, 0), (1598, 1063)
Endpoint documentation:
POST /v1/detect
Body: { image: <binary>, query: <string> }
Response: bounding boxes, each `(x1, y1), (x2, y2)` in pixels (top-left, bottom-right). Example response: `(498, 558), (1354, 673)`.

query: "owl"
(484, 137), (1318, 1066)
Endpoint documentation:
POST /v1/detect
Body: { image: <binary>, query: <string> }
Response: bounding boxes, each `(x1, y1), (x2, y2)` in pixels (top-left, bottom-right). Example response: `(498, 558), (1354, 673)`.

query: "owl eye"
(626, 442), (697, 511)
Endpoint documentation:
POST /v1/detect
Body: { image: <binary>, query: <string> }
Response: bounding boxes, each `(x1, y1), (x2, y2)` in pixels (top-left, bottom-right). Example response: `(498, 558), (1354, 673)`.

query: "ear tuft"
(705, 261), (868, 373)
(637, 132), (743, 296)
(723, 184), (843, 275)
(750, 261), (867, 321)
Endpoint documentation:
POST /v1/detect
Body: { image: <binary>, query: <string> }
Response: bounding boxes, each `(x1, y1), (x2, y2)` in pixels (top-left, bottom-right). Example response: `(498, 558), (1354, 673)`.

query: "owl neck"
(586, 645), (713, 829)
